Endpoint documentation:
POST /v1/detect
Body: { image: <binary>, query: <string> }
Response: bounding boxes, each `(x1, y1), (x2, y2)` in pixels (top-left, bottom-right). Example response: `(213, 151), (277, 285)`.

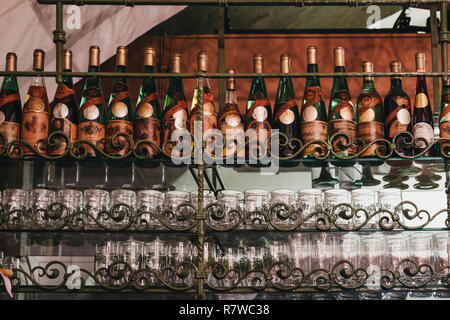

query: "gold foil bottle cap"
(363, 61), (374, 80)
(390, 60), (401, 79)
(334, 47), (345, 67)
(33, 49), (45, 71)
(226, 69), (236, 90)
(89, 45), (100, 67)
(415, 53), (425, 72)
(307, 46), (318, 65)
(253, 53), (264, 74)
(63, 49), (72, 71)
(197, 51), (208, 72)
(171, 53), (182, 73)
(280, 54), (291, 73)
(144, 47), (155, 67)
(5, 52), (17, 72)
(116, 46), (127, 67)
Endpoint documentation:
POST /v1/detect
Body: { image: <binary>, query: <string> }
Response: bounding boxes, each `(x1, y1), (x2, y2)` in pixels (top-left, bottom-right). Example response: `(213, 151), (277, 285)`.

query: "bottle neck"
(225, 88), (237, 105)
(331, 66), (348, 90)
(114, 65), (127, 84)
(306, 64), (320, 86)
(1, 75), (19, 92)
(416, 75), (428, 93)
(31, 71), (45, 87)
(62, 68), (73, 88)
(362, 79), (375, 91)
(196, 77), (211, 91)
(390, 78), (403, 90)
(142, 65), (157, 92)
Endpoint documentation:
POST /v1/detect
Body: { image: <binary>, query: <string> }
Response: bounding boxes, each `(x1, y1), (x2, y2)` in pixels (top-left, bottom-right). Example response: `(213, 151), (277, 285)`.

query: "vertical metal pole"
(431, 5), (440, 113)
(197, 72), (206, 300)
(54, 0), (65, 84)
(218, 6), (226, 114)
(441, 1), (448, 77)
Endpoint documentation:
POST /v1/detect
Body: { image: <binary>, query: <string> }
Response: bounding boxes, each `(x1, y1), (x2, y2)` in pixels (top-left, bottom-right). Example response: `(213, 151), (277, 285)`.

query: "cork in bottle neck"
(253, 54), (264, 74)
(334, 47), (345, 67)
(33, 49), (45, 71)
(390, 60), (401, 79)
(280, 54), (291, 73)
(89, 45), (100, 67)
(363, 61), (374, 80)
(171, 53), (182, 73)
(144, 47), (155, 67)
(63, 49), (72, 71)
(116, 46), (127, 67)
(226, 69), (236, 90)
(307, 46), (318, 65)
(415, 53), (425, 72)
(197, 51), (208, 72)
(5, 52), (17, 72)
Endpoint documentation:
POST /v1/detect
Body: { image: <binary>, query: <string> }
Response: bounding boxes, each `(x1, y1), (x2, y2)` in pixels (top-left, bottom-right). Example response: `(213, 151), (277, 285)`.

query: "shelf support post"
(431, 4), (440, 113)
(218, 6), (226, 114)
(54, 0), (66, 84)
(440, 1), (448, 80)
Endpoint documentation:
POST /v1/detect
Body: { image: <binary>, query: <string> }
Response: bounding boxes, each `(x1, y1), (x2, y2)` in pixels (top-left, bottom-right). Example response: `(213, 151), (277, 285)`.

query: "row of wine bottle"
(0, 45), (449, 160)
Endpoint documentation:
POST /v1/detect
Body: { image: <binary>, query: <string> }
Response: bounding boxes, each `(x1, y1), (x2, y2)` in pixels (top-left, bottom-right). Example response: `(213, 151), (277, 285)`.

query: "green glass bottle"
(105, 46), (134, 156)
(328, 47), (356, 157)
(78, 45), (107, 158)
(439, 73), (450, 156)
(0, 52), (22, 146)
(49, 49), (78, 156)
(134, 47), (161, 159)
(356, 61), (385, 158)
(245, 54), (272, 164)
(273, 54), (301, 160)
(162, 53), (189, 159)
(300, 46), (328, 159)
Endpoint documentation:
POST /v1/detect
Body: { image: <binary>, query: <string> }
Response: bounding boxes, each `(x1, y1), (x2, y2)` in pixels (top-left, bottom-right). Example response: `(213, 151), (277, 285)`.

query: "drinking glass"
(29, 189), (56, 227)
(378, 188), (403, 228)
(163, 191), (193, 228)
(334, 233), (360, 300)
(270, 188), (296, 228)
(433, 232), (450, 298)
(408, 232), (434, 298)
(122, 239), (144, 271)
(351, 189), (377, 229)
(110, 189), (136, 227)
(136, 190), (164, 230)
(1, 189), (28, 227)
(358, 233), (384, 300)
(57, 189), (83, 221)
(244, 189), (269, 230)
(297, 188), (323, 229)
(382, 234), (408, 300)
(324, 189), (350, 229)
(216, 190), (244, 229)
(83, 189), (110, 229)
(290, 233), (311, 290)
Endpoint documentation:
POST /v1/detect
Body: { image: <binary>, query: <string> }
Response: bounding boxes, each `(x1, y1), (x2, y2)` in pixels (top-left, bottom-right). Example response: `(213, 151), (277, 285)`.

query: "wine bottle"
(106, 46), (134, 156)
(21, 49), (50, 156)
(412, 53), (434, 157)
(134, 47), (161, 158)
(328, 47), (356, 157)
(356, 61), (384, 157)
(300, 46), (328, 158)
(384, 61), (412, 156)
(0, 53), (22, 146)
(78, 45), (107, 158)
(245, 54), (272, 163)
(219, 69), (245, 161)
(190, 51), (217, 157)
(162, 53), (189, 158)
(273, 54), (301, 158)
(439, 73), (450, 156)
(49, 49), (78, 156)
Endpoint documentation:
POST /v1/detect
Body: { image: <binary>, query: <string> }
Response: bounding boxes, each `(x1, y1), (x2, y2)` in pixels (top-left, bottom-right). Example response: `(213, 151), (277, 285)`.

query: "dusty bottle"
(0, 53), (22, 146)
(328, 47), (356, 157)
(21, 49), (50, 156)
(356, 61), (385, 157)
(245, 54), (272, 164)
(105, 46), (134, 156)
(78, 45), (107, 158)
(134, 47), (161, 158)
(49, 49), (78, 156)
(300, 46), (328, 158)
(219, 69), (245, 161)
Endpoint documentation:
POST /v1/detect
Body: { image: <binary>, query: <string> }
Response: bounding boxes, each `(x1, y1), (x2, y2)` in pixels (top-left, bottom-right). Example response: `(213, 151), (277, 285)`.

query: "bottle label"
(134, 118), (161, 157)
(358, 92), (381, 123)
(329, 119), (357, 155)
(55, 83), (75, 99)
(219, 121), (245, 158)
(136, 92), (158, 119)
(413, 122), (434, 149)
(439, 92), (450, 122)
(163, 94), (189, 157)
(385, 95), (411, 139)
(190, 111), (217, 154)
(329, 89), (354, 121)
(111, 101), (129, 118)
(0, 121), (19, 143)
(302, 86), (324, 123)
(274, 100), (297, 125)
(439, 122), (450, 154)
(0, 93), (20, 109)
(300, 120), (328, 156)
(105, 120), (133, 156)
(415, 93), (429, 109)
(77, 121), (106, 157)
(48, 118), (77, 156)
(246, 92), (270, 123)
(21, 112), (49, 155)
(357, 121), (384, 157)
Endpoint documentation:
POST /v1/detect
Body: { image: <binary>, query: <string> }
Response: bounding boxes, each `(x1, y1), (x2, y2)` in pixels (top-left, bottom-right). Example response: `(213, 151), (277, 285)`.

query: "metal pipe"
(0, 71), (448, 78)
(441, 1), (448, 79)
(431, 5), (440, 114)
(54, 1), (66, 84)
(37, 0), (443, 6)
(218, 6), (226, 114)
